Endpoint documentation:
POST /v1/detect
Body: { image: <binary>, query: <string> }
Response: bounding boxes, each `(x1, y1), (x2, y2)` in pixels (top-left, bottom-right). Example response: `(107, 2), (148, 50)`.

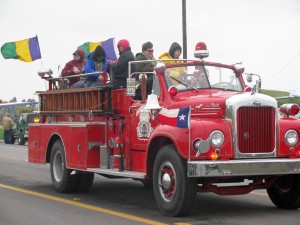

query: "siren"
(194, 42), (209, 59)
(38, 68), (53, 77)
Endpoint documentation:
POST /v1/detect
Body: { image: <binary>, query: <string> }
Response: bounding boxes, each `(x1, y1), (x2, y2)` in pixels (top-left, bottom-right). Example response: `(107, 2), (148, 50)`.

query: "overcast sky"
(1, 0), (300, 102)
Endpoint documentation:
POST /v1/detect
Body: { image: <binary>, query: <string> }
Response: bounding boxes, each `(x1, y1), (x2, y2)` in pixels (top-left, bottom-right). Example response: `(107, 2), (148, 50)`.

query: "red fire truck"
(28, 42), (300, 217)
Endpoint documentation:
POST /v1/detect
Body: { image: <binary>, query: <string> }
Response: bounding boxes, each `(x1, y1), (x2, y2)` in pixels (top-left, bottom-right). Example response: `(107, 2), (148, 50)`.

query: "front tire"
(18, 132), (25, 145)
(50, 140), (78, 193)
(267, 175), (300, 209)
(153, 144), (197, 217)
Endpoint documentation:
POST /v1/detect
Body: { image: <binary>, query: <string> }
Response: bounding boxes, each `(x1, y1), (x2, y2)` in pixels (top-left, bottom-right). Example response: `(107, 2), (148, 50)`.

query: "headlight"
(210, 130), (224, 147)
(285, 130), (298, 146)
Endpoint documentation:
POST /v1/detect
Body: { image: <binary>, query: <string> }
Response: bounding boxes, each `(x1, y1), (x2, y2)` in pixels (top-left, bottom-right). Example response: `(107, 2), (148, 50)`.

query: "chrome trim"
(225, 93), (278, 158)
(87, 168), (145, 179)
(210, 130), (224, 148)
(187, 158), (300, 177)
(285, 129), (298, 146)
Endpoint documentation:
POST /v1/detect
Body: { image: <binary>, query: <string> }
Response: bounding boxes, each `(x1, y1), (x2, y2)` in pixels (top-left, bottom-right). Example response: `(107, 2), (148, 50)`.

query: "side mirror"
(244, 73), (261, 93)
(246, 74), (252, 82)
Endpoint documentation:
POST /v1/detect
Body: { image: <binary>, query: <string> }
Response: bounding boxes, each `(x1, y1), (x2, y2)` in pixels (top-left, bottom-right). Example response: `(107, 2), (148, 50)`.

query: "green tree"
(9, 97), (17, 102)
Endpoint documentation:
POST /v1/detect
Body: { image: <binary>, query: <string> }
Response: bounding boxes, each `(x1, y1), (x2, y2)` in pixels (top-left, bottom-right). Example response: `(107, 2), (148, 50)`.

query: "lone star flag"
(157, 107), (190, 128)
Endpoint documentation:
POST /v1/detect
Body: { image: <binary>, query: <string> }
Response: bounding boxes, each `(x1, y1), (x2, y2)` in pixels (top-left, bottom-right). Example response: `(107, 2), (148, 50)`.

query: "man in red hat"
(110, 39), (135, 88)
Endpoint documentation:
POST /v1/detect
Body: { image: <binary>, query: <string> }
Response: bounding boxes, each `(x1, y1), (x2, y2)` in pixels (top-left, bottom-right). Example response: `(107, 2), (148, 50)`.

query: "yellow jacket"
(2, 116), (13, 130)
(159, 52), (186, 81)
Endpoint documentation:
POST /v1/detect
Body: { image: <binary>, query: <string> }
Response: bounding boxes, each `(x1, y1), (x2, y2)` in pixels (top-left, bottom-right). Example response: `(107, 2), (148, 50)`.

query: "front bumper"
(187, 158), (300, 177)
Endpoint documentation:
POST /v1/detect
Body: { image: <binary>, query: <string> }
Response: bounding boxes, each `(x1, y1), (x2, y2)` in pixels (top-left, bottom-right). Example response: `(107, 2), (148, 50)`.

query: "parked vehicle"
(11, 113), (37, 145)
(28, 42), (300, 216)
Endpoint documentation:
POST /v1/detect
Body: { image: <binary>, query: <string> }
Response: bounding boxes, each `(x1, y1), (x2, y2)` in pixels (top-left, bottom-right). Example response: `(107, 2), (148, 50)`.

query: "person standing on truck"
(61, 49), (86, 88)
(159, 42), (186, 83)
(2, 113), (13, 144)
(84, 45), (110, 87)
(110, 39), (135, 88)
(135, 41), (157, 99)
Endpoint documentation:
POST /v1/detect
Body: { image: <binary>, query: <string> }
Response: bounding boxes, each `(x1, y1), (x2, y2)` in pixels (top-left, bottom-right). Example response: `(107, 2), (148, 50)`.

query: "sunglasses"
(147, 49), (154, 52)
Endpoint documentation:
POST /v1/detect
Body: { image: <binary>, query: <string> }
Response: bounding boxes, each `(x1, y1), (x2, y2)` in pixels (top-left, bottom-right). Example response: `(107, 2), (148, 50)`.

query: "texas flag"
(157, 107), (190, 128)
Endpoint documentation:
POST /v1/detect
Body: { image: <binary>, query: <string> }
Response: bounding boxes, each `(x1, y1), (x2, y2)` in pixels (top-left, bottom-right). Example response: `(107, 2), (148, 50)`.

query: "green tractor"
(11, 113), (37, 145)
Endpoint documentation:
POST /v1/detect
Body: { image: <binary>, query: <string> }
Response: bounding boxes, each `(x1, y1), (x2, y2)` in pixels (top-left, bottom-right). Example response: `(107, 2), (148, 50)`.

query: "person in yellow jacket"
(159, 42), (186, 84)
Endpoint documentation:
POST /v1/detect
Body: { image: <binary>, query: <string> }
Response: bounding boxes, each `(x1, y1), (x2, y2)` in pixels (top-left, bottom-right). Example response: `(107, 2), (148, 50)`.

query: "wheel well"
(146, 136), (173, 179)
(46, 134), (62, 163)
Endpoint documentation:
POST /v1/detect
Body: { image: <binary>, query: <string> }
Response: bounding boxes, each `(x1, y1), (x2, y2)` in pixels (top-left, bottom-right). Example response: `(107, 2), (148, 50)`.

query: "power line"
(265, 52), (300, 84)
(242, 0), (300, 12)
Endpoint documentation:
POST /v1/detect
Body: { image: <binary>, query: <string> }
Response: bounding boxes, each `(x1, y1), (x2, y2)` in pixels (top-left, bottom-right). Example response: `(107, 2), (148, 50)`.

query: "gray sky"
(1, 0), (300, 102)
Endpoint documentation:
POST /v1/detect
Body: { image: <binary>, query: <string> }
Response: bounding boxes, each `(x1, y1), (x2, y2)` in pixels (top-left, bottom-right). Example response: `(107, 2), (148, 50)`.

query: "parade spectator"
(61, 49), (85, 88)
(2, 113), (13, 144)
(84, 45), (110, 87)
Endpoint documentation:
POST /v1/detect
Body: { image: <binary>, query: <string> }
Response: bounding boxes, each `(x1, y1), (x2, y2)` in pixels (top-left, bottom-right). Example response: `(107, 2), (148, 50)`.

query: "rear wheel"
(267, 175), (300, 209)
(153, 144), (197, 217)
(18, 132), (26, 145)
(50, 140), (78, 193)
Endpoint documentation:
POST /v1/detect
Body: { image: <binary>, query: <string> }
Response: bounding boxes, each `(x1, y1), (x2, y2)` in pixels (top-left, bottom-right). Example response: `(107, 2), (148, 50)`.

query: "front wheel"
(50, 140), (78, 193)
(153, 144), (197, 217)
(18, 132), (25, 145)
(267, 175), (300, 209)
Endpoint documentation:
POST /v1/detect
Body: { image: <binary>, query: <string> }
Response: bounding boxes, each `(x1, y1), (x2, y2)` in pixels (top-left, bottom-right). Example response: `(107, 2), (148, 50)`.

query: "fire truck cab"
(28, 42), (300, 216)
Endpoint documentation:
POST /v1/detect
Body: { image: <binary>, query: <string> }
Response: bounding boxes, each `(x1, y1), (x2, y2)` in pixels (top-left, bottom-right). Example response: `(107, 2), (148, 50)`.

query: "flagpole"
(188, 106), (191, 161)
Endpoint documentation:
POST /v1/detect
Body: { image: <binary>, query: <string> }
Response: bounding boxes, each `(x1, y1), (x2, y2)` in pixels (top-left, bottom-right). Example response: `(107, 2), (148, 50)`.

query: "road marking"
(175, 223), (193, 225)
(0, 183), (167, 225)
(0, 155), (27, 161)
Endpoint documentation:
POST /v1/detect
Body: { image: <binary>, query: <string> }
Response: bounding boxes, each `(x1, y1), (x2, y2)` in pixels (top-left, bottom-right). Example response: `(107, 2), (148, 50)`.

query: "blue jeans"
(4, 129), (12, 144)
(84, 80), (104, 88)
(70, 80), (85, 89)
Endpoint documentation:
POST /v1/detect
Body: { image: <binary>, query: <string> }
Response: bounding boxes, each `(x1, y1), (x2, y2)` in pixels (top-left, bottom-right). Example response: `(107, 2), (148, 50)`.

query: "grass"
(0, 128), (3, 140)
(261, 89), (300, 106)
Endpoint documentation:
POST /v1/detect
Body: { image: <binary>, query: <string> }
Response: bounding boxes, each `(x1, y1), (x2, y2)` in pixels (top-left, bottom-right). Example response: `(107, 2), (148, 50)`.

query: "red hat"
(117, 39), (130, 51)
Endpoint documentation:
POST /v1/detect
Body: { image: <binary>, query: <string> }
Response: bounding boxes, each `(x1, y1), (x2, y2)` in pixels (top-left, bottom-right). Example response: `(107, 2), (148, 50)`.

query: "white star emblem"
(179, 114), (186, 121)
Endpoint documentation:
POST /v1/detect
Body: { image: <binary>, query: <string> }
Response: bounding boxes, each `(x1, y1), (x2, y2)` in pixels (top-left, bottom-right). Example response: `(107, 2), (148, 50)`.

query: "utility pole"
(182, 0), (187, 59)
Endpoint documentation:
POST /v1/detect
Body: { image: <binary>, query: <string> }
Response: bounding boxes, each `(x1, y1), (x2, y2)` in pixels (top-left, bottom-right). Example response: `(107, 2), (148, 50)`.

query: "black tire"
(267, 175), (300, 209)
(75, 172), (94, 193)
(18, 132), (26, 145)
(50, 140), (78, 193)
(153, 144), (197, 217)
(10, 133), (15, 144)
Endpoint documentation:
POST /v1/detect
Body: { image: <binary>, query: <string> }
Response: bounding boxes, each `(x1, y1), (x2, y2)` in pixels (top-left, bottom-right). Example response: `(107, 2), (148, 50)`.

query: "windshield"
(164, 65), (243, 92)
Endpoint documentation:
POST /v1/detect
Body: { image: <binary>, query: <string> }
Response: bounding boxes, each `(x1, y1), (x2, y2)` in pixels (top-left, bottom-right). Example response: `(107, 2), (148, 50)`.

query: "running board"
(87, 168), (146, 179)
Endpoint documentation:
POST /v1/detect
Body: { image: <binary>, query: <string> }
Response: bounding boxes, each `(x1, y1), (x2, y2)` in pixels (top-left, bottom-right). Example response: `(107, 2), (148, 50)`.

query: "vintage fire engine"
(28, 42), (300, 217)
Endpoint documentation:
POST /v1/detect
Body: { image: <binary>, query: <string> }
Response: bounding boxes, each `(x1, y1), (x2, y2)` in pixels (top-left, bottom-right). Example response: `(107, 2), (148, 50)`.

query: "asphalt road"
(0, 141), (299, 225)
